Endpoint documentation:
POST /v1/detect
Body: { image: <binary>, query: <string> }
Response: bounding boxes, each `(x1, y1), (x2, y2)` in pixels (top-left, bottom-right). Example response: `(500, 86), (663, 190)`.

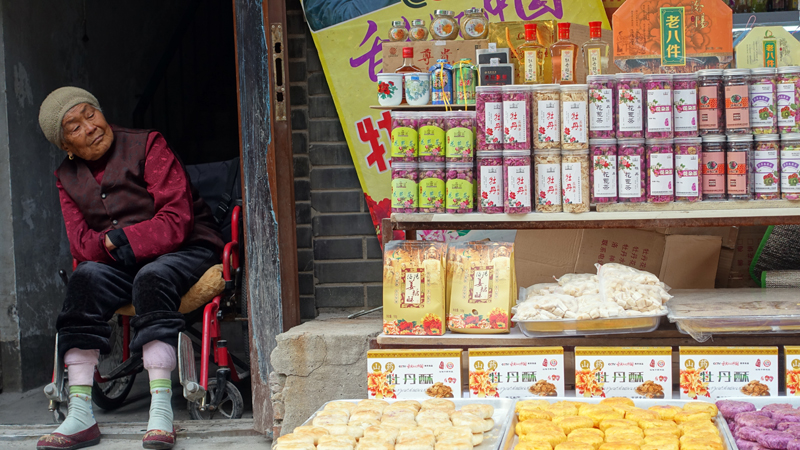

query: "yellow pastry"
(554, 442), (594, 450)
(519, 430), (567, 448)
(599, 398), (635, 407)
(598, 419), (637, 432)
(554, 416), (595, 435)
(681, 402), (718, 416)
(517, 419), (563, 436)
(515, 442), (553, 450)
(520, 408), (555, 422)
(647, 405), (680, 421)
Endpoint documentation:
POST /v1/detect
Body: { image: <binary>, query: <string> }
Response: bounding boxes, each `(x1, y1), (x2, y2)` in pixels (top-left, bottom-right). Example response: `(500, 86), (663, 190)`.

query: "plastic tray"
(299, 398), (516, 450)
(667, 288), (800, 342)
(502, 397), (735, 450)
(512, 312), (666, 337)
(713, 397), (800, 450)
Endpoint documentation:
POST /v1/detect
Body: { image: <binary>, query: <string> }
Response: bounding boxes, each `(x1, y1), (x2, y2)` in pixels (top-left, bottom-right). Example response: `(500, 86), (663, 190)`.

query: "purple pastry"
(737, 412), (778, 429)
(758, 430), (794, 450)
(738, 426), (770, 441)
(780, 423), (800, 432)
(718, 400), (757, 420)
(738, 439), (769, 450)
(775, 410), (800, 424)
(784, 425), (800, 439)
(766, 405), (797, 413)
(730, 420), (739, 433)
(789, 439), (800, 450)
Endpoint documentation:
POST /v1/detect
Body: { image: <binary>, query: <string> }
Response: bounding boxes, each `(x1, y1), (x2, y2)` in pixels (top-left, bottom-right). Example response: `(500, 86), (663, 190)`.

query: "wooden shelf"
(370, 104), (474, 111)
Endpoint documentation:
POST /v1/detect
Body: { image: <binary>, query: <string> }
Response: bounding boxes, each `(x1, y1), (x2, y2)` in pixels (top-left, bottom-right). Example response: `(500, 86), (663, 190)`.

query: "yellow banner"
(301, 0), (609, 239)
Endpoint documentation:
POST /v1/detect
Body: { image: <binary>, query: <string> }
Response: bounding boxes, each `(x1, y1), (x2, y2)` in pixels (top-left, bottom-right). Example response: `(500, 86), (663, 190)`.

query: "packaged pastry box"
(468, 347), (565, 399)
(366, 349), (462, 400)
(574, 347), (673, 399)
(679, 346), (778, 400)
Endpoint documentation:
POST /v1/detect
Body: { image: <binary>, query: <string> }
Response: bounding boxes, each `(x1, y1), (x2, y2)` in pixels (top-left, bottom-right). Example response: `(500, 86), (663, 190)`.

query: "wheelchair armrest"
(222, 241), (239, 289)
(231, 205), (241, 245)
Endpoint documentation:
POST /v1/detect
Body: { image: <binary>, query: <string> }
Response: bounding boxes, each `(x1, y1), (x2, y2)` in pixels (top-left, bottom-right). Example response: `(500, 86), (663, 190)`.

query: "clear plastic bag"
(595, 263), (672, 314)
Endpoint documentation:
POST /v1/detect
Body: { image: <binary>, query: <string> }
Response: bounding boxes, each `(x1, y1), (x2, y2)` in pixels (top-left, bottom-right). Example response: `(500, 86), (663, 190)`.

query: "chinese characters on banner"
(679, 347), (778, 400)
(367, 349), (462, 399)
(575, 347), (672, 398)
(469, 347), (565, 398)
(301, 0), (609, 241)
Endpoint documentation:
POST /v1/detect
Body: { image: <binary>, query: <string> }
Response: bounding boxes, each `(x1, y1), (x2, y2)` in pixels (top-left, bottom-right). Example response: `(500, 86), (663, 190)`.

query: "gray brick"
(307, 72), (330, 96)
(297, 249), (314, 272)
(298, 272), (315, 296)
(288, 37), (305, 59)
(294, 155), (310, 178)
(309, 119), (345, 142)
(309, 96), (338, 119)
(307, 48), (323, 73)
(309, 143), (352, 166)
(311, 191), (362, 213)
(314, 238), (363, 260)
(300, 295), (317, 320)
(290, 85), (307, 107)
(310, 167), (360, 190)
(294, 179), (310, 201)
(286, 12), (306, 35)
(316, 260), (382, 284)
(288, 59), (306, 82)
(296, 226), (312, 249)
(292, 132), (307, 154)
(366, 236), (382, 259)
(316, 285), (364, 308)
(312, 214), (375, 237)
(366, 285), (382, 307)
(286, 0), (303, 12)
(295, 202), (312, 224)
(291, 109), (307, 131)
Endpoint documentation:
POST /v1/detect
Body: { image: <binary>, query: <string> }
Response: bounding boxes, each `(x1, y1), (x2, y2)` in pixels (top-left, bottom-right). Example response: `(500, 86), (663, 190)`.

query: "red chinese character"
(356, 115), (388, 172)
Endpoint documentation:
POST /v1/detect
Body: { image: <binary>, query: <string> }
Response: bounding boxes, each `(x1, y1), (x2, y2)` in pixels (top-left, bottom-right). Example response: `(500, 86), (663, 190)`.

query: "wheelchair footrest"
(178, 332), (205, 402)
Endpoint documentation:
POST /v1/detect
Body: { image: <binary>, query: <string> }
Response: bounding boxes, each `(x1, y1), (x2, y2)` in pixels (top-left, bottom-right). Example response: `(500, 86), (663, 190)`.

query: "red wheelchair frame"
(46, 205), (248, 421)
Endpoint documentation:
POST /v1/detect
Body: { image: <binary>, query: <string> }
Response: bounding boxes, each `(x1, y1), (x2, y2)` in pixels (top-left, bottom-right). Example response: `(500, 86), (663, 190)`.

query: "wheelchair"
(43, 158), (250, 422)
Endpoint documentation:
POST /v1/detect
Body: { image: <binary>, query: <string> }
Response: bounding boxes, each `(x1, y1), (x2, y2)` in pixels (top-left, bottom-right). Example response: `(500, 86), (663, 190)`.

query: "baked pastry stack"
(275, 399), (496, 450)
(513, 398), (724, 450)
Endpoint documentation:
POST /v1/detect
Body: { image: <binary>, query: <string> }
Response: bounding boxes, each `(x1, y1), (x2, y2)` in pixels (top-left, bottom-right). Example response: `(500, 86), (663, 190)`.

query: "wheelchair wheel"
(188, 378), (244, 420)
(92, 316), (136, 411)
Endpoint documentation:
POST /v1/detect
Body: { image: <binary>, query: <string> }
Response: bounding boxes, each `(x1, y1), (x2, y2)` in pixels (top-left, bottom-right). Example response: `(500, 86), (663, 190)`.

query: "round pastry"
(363, 426), (397, 445)
(637, 419), (676, 431)
(516, 400), (553, 413)
(682, 402), (718, 416)
(598, 419), (638, 432)
(418, 419), (452, 435)
(451, 411), (485, 433)
(326, 402), (358, 413)
(314, 413), (349, 426)
(729, 420), (738, 434)
(648, 405), (681, 421)
(764, 404), (796, 414)
(351, 411), (384, 422)
(383, 409), (416, 422)
(396, 400), (422, 411)
(737, 426), (770, 441)
(640, 443), (678, 450)
(737, 412), (779, 429)
(737, 439), (770, 450)
(674, 411), (712, 424)
(520, 408), (555, 421)
(277, 434), (317, 446)
(680, 424), (719, 437)
(606, 404), (638, 416)
(757, 430), (794, 450)
(643, 427), (680, 438)
(680, 433), (722, 445)
(358, 400), (390, 411)
(438, 429), (481, 446)
(274, 444), (316, 450)
(600, 398), (635, 407)
(421, 399), (456, 413)
(554, 442), (593, 450)
(417, 410), (451, 423)
(318, 442), (355, 450)
(461, 404), (495, 420)
(567, 431), (603, 450)
(356, 438), (394, 450)
(679, 438), (724, 450)
(319, 435), (358, 446)
(398, 428), (434, 445)
(596, 444), (640, 450)
(481, 418), (495, 433)
(294, 426), (331, 444)
(570, 428), (604, 438)
(395, 439), (435, 450)
(515, 442), (553, 450)
(789, 439), (800, 450)
(547, 404), (579, 419)
(774, 410), (800, 424)
(603, 426), (643, 444)
(318, 410), (352, 419)
(520, 430), (567, 448)
(436, 426), (472, 440)
(716, 400), (756, 420)
(323, 425), (352, 436)
(780, 423), (800, 431)
(555, 416), (594, 435)
(350, 419), (382, 430)
(583, 408), (624, 428)
(624, 409), (657, 424)
(643, 435), (679, 445)
(434, 441), (472, 450)
(518, 419), (567, 437)
(780, 424), (800, 438)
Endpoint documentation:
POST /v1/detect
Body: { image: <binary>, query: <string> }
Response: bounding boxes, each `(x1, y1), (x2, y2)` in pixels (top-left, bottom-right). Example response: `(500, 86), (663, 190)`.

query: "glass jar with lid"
(389, 20), (408, 42)
(723, 68), (751, 134)
(460, 8), (488, 40)
(697, 69), (725, 135)
(781, 133), (800, 199)
(749, 67), (778, 135)
(409, 19), (428, 41)
(701, 134), (726, 201)
(777, 66), (800, 133)
(430, 10), (459, 40)
(753, 134), (780, 200)
(726, 134), (753, 200)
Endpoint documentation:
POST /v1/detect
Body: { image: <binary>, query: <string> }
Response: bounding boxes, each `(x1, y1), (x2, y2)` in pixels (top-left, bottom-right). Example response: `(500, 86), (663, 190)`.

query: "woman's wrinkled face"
(60, 103), (114, 161)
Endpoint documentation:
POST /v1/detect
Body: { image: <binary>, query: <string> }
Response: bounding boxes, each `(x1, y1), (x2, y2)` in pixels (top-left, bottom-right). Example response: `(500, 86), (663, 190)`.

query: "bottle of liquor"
(517, 23), (548, 84)
(395, 47), (422, 74)
(582, 21), (610, 76)
(550, 23), (578, 85)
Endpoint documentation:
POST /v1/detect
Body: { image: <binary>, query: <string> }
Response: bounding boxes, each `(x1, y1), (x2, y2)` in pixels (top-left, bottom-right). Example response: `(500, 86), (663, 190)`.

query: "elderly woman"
(36, 87), (223, 450)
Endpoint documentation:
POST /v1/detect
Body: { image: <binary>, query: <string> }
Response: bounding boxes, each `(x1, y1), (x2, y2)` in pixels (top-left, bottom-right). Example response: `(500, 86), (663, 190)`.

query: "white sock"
(143, 340), (176, 433)
(52, 385), (96, 436)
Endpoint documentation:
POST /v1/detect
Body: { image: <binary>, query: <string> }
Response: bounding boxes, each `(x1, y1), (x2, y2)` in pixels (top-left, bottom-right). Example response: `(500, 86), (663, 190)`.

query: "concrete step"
(0, 419), (262, 441)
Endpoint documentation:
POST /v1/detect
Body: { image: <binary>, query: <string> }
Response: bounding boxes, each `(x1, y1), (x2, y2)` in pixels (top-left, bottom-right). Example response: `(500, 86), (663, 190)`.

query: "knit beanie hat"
(38, 87), (101, 147)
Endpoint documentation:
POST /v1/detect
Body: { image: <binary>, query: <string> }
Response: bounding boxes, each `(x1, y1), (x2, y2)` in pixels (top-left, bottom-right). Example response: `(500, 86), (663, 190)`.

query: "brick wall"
(287, 0), (382, 318)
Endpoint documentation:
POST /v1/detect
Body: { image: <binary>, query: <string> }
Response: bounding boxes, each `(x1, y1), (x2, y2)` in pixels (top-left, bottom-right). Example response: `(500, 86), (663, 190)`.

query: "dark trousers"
(56, 245), (217, 357)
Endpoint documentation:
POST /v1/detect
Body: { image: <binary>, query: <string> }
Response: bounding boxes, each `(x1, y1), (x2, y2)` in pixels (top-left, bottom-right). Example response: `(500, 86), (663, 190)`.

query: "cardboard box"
(514, 228), (721, 289)
(367, 349), (462, 399)
(786, 346), (800, 396)
(613, 0), (733, 73)
(716, 247), (735, 288)
(468, 347), (565, 398)
(488, 21), (618, 85)
(575, 347), (673, 399)
(382, 40), (489, 73)
(729, 226), (769, 288)
(734, 26), (800, 68)
(679, 346), (778, 400)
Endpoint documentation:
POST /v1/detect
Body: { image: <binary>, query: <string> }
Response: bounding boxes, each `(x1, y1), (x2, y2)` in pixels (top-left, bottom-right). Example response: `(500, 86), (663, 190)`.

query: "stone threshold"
(0, 419), (260, 441)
